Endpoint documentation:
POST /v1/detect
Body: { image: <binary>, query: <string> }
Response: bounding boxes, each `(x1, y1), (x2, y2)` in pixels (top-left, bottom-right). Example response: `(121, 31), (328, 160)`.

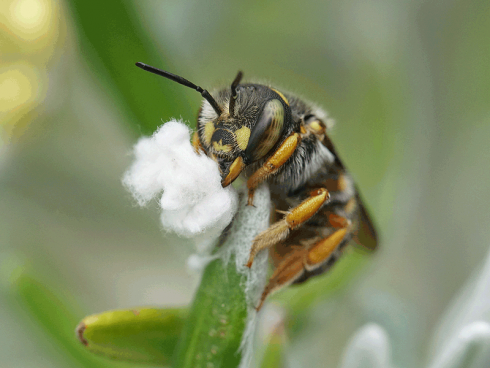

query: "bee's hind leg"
(256, 218), (350, 311)
(246, 188), (330, 268)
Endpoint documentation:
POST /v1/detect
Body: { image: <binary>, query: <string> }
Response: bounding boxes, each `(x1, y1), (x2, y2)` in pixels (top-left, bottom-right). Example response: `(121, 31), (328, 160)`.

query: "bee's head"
(199, 74), (293, 187)
(135, 63), (292, 187)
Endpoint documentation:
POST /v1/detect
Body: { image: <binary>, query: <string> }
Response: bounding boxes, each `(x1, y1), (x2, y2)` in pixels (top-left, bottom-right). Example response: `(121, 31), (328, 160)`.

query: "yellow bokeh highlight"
(12, 0), (47, 28)
(0, 0), (59, 143)
(0, 68), (33, 112)
(3, 0), (51, 41)
(0, 63), (46, 142)
(0, 0), (60, 60)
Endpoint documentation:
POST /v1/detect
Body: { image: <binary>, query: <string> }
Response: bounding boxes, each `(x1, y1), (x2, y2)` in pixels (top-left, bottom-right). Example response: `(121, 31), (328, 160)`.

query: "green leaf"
(65, 0), (191, 135)
(172, 184), (271, 368)
(77, 307), (187, 365)
(8, 267), (120, 368)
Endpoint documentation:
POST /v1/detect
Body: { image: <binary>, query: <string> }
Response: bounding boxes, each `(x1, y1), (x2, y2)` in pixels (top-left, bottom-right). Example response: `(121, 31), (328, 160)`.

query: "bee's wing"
(322, 133), (378, 251)
(353, 194), (378, 251)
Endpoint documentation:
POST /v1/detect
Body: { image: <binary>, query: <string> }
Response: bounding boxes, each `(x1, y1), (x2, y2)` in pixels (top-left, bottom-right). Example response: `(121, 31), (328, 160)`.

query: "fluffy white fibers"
(122, 120), (238, 254)
(123, 120), (272, 368)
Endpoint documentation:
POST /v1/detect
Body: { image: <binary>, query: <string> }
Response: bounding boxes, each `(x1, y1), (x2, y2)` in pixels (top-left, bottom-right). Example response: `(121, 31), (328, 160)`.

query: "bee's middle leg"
(246, 188), (330, 268)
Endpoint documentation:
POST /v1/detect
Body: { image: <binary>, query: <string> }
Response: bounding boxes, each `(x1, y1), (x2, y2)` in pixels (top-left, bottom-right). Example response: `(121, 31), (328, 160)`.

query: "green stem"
(173, 184), (271, 368)
(172, 256), (248, 368)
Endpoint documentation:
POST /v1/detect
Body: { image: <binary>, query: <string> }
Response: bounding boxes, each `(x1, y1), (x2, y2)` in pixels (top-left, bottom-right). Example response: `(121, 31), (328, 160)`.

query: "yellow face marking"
(203, 122), (215, 145)
(235, 126), (251, 151)
(213, 140), (232, 153)
(271, 88), (289, 105)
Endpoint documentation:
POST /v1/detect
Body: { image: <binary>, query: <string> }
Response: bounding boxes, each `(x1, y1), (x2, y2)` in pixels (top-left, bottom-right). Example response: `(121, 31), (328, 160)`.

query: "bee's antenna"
(135, 62), (222, 116)
(229, 71), (243, 118)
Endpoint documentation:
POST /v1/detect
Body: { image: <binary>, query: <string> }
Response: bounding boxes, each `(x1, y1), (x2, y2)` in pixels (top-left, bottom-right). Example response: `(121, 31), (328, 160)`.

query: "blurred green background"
(1, 0), (490, 367)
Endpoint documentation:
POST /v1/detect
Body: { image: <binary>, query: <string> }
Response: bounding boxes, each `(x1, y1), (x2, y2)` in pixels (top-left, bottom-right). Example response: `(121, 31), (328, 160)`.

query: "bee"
(136, 63), (378, 310)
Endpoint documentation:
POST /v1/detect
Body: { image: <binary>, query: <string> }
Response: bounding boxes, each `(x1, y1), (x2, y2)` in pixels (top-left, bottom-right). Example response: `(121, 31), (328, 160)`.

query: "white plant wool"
(123, 120), (273, 368)
(122, 120), (239, 254)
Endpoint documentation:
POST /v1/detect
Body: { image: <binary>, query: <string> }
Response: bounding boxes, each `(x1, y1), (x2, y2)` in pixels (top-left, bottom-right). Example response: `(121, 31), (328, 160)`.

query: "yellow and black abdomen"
(266, 117), (377, 285)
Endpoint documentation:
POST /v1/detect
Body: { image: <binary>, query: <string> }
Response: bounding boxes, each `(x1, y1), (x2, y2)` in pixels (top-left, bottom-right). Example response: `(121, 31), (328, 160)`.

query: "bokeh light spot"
(12, 0), (45, 28)
(0, 68), (33, 112)
(8, 0), (50, 40)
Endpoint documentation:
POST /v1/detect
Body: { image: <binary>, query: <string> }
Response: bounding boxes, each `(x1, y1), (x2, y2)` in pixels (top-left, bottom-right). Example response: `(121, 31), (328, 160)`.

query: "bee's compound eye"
(244, 99), (284, 162)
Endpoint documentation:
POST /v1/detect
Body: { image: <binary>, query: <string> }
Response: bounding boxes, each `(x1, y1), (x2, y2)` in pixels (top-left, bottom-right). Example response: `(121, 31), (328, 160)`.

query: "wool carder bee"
(136, 63), (378, 310)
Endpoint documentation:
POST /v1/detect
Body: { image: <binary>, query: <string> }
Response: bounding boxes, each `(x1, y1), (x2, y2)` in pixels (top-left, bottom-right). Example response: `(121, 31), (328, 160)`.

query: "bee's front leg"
(246, 132), (301, 206)
(246, 188), (330, 268)
(192, 131), (204, 154)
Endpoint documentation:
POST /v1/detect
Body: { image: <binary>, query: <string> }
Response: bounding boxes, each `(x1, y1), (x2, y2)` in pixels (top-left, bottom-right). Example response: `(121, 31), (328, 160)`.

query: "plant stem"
(173, 184), (271, 368)
(173, 256), (247, 368)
